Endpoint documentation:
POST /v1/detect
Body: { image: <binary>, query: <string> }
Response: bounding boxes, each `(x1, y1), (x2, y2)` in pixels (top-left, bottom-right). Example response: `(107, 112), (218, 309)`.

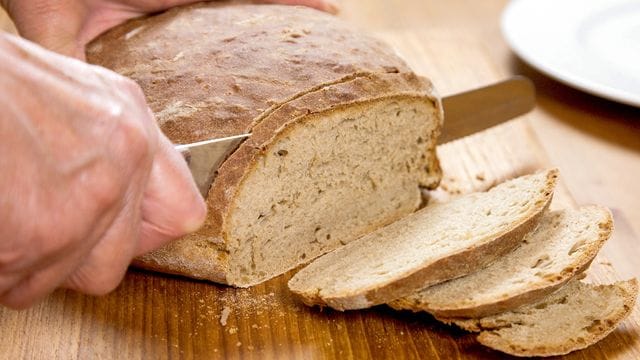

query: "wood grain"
(1, 1), (639, 359)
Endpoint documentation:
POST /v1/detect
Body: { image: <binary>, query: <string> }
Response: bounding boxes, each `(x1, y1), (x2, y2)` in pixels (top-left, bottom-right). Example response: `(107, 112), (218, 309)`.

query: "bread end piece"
(444, 279), (638, 357)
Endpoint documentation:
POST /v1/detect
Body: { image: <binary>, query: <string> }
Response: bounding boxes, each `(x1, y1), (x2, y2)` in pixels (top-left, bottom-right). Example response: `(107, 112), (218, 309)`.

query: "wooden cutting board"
(1, 30), (638, 360)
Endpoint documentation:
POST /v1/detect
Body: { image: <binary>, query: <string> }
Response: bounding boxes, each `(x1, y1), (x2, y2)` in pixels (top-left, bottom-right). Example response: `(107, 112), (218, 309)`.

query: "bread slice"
(288, 169), (558, 310)
(390, 206), (613, 317)
(87, 3), (443, 286)
(441, 279), (638, 357)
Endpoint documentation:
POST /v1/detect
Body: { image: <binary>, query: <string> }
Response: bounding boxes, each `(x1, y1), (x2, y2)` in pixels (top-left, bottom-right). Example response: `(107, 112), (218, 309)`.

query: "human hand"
(0, 33), (206, 309)
(0, 0), (339, 59)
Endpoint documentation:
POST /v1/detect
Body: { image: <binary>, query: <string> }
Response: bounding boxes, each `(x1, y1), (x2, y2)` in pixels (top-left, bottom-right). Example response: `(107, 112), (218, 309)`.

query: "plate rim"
(501, 0), (640, 107)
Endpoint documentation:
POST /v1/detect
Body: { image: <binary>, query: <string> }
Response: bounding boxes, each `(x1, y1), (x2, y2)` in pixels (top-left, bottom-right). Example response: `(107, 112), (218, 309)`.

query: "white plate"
(502, 0), (640, 107)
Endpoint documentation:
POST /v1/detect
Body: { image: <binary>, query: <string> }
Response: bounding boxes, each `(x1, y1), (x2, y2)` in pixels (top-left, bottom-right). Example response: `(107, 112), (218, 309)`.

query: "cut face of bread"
(390, 206), (613, 317)
(442, 280), (638, 357)
(288, 169), (558, 310)
(226, 96), (441, 285)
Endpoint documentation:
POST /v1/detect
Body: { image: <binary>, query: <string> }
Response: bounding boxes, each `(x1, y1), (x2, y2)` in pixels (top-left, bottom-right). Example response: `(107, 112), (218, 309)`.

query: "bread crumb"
(220, 306), (231, 326)
(236, 342), (242, 347)
(172, 51), (185, 61)
(228, 327), (238, 334)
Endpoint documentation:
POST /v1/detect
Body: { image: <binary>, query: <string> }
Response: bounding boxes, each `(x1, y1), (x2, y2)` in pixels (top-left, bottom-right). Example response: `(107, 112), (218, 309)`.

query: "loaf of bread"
(87, 2), (443, 286)
(288, 169), (558, 310)
(390, 206), (613, 317)
(440, 279), (638, 357)
(86, 3), (636, 356)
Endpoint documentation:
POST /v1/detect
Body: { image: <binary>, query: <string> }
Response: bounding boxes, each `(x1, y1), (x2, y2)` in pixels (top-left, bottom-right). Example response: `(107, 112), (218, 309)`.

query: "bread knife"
(175, 134), (249, 196)
(176, 76), (535, 196)
(438, 76), (535, 144)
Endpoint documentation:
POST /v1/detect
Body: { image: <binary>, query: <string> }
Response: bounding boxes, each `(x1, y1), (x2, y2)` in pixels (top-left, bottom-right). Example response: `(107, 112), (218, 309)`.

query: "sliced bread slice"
(441, 279), (639, 357)
(288, 169), (558, 310)
(390, 206), (613, 317)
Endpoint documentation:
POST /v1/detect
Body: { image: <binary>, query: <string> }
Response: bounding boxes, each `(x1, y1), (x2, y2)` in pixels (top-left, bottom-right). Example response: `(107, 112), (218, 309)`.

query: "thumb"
(136, 133), (207, 256)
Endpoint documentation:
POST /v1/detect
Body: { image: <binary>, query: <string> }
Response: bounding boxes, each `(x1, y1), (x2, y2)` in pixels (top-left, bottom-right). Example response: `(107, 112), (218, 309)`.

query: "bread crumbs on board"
(220, 306), (231, 326)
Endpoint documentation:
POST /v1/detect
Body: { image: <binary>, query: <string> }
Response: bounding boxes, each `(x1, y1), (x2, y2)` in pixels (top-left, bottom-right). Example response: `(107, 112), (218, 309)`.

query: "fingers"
(0, 32), (201, 308)
(0, 252), (83, 309)
(1, 175), (142, 306)
(134, 133), (207, 256)
(62, 129), (206, 295)
(62, 188), (143, 296)
(256, 0), (340, 14)
(0, 192), (126, 308)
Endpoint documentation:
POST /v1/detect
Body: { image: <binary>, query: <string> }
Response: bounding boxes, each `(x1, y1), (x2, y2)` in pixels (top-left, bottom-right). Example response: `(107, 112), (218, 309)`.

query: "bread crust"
(88, 3), (442, 284)
(390, 205), (614, 318)
(448, 280), (639, 357)
(87, 3), (417, 144)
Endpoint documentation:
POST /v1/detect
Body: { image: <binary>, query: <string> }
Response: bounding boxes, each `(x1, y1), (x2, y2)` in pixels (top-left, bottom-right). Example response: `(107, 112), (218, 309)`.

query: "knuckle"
(118, 78), (152, 113)
(111, 116), (154, 166)
(103, 77), (158, 162)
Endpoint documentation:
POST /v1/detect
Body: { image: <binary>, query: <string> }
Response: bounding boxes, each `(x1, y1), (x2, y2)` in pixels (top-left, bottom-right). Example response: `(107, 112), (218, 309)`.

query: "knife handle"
(439, 76), (536, 144)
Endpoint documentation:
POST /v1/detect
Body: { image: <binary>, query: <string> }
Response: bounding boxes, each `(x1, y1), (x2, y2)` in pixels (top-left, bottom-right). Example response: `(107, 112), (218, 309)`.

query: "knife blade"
(175, 134), (249, 196)
(176, 76), (535, 197)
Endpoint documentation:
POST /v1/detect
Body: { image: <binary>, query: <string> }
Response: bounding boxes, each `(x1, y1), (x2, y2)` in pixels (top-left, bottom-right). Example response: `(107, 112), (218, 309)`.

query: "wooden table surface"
(1, 1), (639, 359)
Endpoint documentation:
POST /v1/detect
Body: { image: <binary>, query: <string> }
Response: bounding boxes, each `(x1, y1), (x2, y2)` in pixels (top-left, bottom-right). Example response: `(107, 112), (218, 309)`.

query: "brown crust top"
(88, 2), (442, 283)
(87, 2), (417, 144)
